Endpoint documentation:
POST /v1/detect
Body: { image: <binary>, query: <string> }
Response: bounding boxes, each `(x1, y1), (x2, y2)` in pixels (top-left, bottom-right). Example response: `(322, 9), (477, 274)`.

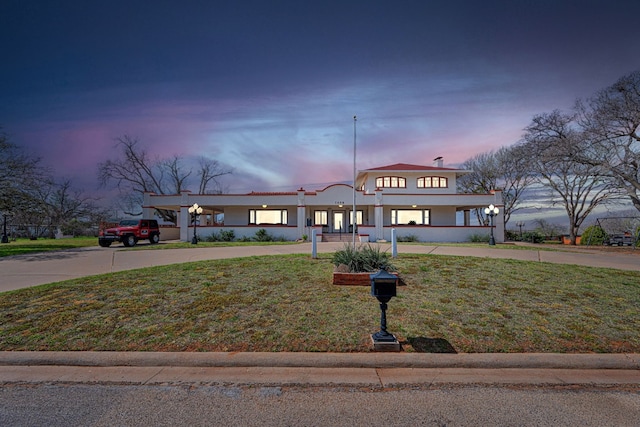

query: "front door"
(333, 212), (345, 233)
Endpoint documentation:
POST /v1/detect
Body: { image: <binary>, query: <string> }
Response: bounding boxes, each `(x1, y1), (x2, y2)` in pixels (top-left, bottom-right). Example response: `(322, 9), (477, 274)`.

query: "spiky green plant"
(331, 243), (395, 272)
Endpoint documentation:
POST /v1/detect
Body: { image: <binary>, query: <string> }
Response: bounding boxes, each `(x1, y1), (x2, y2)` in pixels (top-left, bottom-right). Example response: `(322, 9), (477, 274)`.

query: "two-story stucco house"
(142, 160), (504, 243)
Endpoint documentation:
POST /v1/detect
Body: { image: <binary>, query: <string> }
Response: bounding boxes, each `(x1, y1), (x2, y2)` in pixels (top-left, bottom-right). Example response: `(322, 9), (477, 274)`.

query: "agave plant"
(332, 244), (395, 273)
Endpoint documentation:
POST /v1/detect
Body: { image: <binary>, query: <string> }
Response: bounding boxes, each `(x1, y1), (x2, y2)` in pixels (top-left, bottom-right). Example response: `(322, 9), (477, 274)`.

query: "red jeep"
(98, 219), (160, 247)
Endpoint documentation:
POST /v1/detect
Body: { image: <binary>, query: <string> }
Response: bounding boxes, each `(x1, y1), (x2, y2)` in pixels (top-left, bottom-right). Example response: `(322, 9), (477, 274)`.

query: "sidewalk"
(2, 351), (640, 387)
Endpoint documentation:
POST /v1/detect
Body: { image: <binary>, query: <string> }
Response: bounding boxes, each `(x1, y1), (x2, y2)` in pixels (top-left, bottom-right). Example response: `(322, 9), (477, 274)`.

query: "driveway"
(1, 242), (638, 293)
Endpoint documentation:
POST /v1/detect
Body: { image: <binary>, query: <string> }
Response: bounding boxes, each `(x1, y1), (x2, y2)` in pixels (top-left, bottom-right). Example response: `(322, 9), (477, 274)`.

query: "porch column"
(297, 188), (306, 240)
(142, 192), (154, 219)
(492, 190), (504, 243)
(374, 190), (384, 242)
(495, 209), (505, 244)
(179, 190), (192, 242)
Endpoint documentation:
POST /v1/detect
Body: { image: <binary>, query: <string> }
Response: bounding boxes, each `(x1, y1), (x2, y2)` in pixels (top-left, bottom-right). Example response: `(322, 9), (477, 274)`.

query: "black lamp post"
(1, 214), (8, 244)
(516, 221), (525, 240)
(484, 204), (499, 246)
(188, 203), (203, 244)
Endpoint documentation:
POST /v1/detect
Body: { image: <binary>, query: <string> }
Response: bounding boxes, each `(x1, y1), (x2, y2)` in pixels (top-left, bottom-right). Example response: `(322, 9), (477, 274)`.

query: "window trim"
(348, 210), (364, 225)
(249, 209), (288, 225)
(314, 210), (328, 226)
(390, 209), (431, 225)
(375, 176), (407, 188)
(417, 176), (448, 188)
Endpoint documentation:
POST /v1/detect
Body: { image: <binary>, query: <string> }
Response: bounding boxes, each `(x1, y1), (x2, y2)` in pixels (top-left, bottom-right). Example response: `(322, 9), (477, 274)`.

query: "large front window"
(349, 210), (363, 225)
(314, 210), (328, 225)
(391, 209), (430, 225)
(249, 209), (288, 225)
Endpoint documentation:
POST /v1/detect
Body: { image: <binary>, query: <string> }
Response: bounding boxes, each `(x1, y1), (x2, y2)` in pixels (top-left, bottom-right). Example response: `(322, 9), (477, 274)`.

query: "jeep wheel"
(123, 235), (137, 247)
(150, 233), (160, 244)
(98, 240), (111, 248)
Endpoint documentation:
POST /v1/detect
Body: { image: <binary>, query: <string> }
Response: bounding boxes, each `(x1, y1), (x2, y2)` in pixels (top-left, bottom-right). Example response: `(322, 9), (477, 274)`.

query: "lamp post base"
(370, 333), (401, 352)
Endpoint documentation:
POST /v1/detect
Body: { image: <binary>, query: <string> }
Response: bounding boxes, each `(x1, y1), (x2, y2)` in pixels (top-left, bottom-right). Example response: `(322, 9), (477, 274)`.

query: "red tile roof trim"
(364, 163), (457, 171)
(247, 191), (298, 196)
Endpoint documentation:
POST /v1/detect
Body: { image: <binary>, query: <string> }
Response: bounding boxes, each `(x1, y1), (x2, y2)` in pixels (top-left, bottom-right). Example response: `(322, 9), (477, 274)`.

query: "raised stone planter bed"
(332, 272), (372, 286)
(332, 271), (398, 286)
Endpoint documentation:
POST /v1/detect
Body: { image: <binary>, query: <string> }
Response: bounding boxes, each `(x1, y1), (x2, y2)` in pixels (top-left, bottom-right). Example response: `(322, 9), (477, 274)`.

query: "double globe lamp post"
(188, 203), (203, 244)
(484, 204), (499, 246)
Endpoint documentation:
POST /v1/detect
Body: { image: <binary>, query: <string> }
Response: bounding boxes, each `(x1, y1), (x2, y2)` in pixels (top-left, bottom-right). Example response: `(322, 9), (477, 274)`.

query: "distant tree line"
(0, 130), (106, 238)
(0, 131), (232, 238)
(458, 70), (640, 244)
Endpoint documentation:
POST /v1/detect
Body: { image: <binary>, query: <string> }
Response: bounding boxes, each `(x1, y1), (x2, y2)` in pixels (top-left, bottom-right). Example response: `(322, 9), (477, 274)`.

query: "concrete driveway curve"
(1, 241), (639, 293)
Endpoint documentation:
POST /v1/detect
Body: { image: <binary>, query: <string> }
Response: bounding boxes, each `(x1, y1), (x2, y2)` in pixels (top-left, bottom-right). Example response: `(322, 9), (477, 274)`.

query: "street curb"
(1, 352), (639, 370)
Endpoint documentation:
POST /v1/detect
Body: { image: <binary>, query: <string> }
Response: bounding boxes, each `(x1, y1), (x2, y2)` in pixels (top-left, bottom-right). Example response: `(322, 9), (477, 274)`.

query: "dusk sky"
(2, 0), (639, 202)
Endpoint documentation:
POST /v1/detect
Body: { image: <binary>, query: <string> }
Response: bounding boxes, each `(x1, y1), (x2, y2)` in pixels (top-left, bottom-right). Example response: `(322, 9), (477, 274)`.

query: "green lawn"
(1, 253), (638, 353)
(0, 237), (300, 257)
(0, 237), (97, 257)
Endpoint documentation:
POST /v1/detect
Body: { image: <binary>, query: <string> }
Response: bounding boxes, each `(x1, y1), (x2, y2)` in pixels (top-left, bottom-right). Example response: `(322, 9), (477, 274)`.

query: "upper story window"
(375, 176), (406, 188)
(417, 176), (448, 188)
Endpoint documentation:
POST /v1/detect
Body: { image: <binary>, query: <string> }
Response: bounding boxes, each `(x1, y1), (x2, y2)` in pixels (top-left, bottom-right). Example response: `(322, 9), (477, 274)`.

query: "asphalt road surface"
(2, 383), (640, 426)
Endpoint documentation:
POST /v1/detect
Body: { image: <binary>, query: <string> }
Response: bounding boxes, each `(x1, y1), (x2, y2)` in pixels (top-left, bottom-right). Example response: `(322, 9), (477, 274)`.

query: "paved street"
(2, 382), (640, 426)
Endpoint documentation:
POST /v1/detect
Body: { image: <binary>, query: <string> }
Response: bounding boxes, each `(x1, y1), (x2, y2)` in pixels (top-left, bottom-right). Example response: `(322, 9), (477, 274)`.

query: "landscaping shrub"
(332, 243), (395, 272)
(468, 233), (490, 243)
(219, 230), (235, 241)
(522, 231), (544, 243)
(254, 228), (273, 242)
(580, 225), (607, 245)
(204, 232), (220, 242)
(397, 234), (419, 242)
(505, 230), (520, 241)
(204, 230), (235, 242)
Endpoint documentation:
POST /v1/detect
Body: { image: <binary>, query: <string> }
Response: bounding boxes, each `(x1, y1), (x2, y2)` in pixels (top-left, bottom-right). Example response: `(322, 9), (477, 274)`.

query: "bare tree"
(521, 111), (618, 244)
(98, 136), (232, 222)
(457, 145), (534, 226)
(197, 156), (231, 194)
(98, 136), (163, 195)
(163, 155), (192, 196)
(41, 179), (106, 236)
(0, 131), (50, 223)
(576, 70), (640, 213)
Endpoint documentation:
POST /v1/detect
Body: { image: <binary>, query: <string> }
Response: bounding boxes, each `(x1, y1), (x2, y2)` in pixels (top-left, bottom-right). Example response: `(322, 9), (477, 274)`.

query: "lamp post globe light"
(188, 203), (203, 244)
(484, 204), (499, 246)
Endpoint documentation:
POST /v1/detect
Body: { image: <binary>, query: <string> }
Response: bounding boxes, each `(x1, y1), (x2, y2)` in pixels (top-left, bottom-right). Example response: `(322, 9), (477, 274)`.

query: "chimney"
(433, 156), (443, 168)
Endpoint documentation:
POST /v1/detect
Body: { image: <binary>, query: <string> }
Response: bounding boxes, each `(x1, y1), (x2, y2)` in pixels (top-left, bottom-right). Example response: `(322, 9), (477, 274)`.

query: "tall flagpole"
(352, 115), (357, 249)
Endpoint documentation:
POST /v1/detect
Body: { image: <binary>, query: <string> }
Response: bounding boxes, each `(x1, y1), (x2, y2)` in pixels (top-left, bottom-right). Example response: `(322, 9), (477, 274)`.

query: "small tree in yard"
(577, 70), (640, 214)
(458, 145), (534, 228)
(520, 111), (618, 245)
(581, 225), (607, 246)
